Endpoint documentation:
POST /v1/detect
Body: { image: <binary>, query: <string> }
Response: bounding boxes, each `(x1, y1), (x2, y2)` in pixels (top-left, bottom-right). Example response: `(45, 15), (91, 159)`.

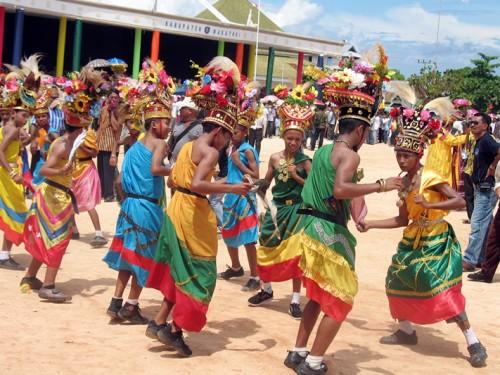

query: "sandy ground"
(1, 139), (499, 375)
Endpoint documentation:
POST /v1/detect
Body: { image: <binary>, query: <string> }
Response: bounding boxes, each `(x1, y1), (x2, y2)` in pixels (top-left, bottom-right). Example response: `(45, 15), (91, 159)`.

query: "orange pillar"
(151, 31), (160, 62)
(235, 43), (244, 72)
(296, 52), (304, 84)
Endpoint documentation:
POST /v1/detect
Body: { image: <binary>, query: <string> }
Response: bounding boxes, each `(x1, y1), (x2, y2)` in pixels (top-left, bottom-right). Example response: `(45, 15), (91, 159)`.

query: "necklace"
(277, 152), (295, 182)
(335, 139), (353, 149)
(396, 166), (422, 207)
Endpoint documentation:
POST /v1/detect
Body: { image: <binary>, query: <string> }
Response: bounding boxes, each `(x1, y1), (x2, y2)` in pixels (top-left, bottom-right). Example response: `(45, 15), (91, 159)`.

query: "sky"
(159, 0), (500, 76)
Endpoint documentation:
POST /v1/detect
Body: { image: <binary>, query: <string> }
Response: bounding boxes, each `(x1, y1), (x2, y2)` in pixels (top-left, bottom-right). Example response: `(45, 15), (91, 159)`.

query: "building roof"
(196, 0), (283, 32)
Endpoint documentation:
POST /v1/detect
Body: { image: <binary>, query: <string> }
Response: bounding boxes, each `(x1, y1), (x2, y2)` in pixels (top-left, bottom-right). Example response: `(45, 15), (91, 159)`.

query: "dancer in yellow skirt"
(21, 69), (98, 302)
(0, 107), (30, 270)
(0, 55), (40, 270)
(146, 57), (252, 356)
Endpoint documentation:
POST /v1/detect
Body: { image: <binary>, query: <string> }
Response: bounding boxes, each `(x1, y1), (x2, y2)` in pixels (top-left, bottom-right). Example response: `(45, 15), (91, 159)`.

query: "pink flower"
(5, 79), (18, 92)
(420, 110), (431, 122)
(403, 107), (415, 118)
(210, 80), (226, 94)
(159, 70), (169, 86)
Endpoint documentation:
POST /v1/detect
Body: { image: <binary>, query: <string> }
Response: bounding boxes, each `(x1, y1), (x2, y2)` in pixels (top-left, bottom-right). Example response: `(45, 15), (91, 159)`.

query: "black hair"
(475, 112), (492, 126)
(144, 118), (154, 131)
(65, 124), (81, 133)
(338, 118), (368, 134)
(202, 122), (231, 136)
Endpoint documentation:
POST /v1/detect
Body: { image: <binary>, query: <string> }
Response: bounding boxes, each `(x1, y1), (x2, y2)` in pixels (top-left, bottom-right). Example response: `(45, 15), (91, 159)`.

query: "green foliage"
(407, 53), (500, 112)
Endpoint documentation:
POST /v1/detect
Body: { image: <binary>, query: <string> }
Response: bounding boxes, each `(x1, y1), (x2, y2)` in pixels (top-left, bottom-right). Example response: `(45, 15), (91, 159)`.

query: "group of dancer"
(0, 46), (489, 374)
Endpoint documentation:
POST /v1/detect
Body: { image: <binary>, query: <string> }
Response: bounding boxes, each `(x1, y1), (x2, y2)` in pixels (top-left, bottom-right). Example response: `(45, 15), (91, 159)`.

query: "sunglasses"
(470, 121), (479, 126)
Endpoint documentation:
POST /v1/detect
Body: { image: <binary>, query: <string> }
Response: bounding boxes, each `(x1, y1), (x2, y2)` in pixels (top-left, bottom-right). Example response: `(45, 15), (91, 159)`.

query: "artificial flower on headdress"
(303, 65), (330, 82)
(275, 83), (316, 135)
(130, 58), (174, 122)
(320, 44), (391, 126)
(188, 57), (241, 133)
(275, 84), (317, 107)
(3, 54), (44, 110)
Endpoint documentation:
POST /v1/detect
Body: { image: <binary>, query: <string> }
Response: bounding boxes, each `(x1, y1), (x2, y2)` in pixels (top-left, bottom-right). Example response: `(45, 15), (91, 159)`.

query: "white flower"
(349, 71), (366, 89)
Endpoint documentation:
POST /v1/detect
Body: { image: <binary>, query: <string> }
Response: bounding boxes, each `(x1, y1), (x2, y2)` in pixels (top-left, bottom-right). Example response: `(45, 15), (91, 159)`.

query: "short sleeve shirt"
(472, 133), (499, 185)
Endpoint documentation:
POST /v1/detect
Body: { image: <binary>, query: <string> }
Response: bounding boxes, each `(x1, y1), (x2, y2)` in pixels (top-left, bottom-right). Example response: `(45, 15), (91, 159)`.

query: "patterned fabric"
(23, 139), (74, 268)
(103, 141), (164, 287)
(256, 144), (357, 322)
(0, 129), (27, 245)
(386, 188), (465, 324)
(72, 129), (101, 212)
(257, 151), (310, 282)
(221, 142), (259, 247)
(96, 109), (120, 152)
(147, 142), (218, 332)
(48, 107), (65, 135)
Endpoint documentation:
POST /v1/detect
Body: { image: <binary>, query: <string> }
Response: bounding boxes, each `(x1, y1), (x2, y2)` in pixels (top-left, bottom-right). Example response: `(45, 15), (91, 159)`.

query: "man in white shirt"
(264, 102), (277, 138)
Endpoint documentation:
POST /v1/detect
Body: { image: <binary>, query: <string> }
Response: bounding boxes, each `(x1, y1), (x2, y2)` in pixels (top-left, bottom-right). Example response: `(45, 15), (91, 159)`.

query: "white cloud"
(156, 0), (206, 17)
(269, 0), (323, 28)
(317, 4), (500, 50)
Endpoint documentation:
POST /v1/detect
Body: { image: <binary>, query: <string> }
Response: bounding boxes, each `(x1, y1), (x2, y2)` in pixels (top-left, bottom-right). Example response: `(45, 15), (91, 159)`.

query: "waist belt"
(274, 197), (300, 206)
(176, 186), (208, 201)
(44, 179), (79, 214)
(77, 157), (93, 162)
(124, 193), (160, 205)
(297, 207), (346, 228)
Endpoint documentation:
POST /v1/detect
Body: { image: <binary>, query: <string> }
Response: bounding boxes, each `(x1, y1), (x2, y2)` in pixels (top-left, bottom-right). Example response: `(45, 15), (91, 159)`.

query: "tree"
(406, 54), (500, 111)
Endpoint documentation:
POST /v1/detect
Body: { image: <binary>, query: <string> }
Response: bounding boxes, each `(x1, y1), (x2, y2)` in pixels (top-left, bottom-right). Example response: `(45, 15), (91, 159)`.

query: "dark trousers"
(30, 150), (41, 175)
(248, 128), (263, 155)
(463, 173), (475, 220)
(481, 204), (500, 280)
(97, 151), (116, 199)
(310, 127), (325, 150)
(265, 121), (275, 138)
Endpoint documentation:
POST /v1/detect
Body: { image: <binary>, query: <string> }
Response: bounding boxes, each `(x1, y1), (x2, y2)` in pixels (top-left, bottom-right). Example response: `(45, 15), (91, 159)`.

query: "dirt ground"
(1, 139), (498, 375)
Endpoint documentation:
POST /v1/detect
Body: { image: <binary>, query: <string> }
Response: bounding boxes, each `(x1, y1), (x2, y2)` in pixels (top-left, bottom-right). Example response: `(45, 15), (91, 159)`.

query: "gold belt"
(410, 218), (445, 249)
(411, 218), (444, 227)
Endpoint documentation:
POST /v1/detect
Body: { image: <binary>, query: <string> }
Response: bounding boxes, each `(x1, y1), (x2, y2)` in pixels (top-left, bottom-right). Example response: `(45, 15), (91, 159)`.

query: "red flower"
(390, 107), (400, 118)
(216, 94), (228, 107)
(199, 85), (212, 95)
(428, 119), (441, 131)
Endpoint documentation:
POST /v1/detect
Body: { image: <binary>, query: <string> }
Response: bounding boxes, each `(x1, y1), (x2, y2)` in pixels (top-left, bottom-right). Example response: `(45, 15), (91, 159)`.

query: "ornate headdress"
(188, 56), (242, 133)
(131, 58), (175, 122)
(62, 63), (109, 127)
(237, 80), (261, 128)
(3, 54), (43, 111)
(32, 90), (50, 116)
(319, 45), (391, 126)
(274, 83), (317, 134)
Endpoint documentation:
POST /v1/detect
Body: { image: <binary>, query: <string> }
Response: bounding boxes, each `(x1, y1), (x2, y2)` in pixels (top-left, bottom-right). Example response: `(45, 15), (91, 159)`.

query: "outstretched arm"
(191, 148), (251, 196)
(333, 151), (402, 199)
(358, 204), (409, 232)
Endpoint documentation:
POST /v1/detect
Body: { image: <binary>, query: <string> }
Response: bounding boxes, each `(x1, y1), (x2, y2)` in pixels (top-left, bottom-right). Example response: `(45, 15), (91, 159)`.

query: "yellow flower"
(74, 94), (90, 113)
(291, 85), (305, 100)
(274, 84), (288, 94)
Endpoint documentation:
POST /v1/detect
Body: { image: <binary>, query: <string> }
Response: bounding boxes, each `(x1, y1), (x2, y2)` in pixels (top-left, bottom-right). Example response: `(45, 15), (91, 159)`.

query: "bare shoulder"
(192, 139), (218, 164)
(332, 146), (360, 169)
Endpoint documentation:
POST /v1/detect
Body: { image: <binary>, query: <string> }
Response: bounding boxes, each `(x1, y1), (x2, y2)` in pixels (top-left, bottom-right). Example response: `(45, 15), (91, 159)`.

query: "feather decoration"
(423, 97), (455, 121)
(79, 65), (106, 91)
(385, 81), (417, 106)
(5, 54), (43, 91)
(205, 56), (241, 86)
